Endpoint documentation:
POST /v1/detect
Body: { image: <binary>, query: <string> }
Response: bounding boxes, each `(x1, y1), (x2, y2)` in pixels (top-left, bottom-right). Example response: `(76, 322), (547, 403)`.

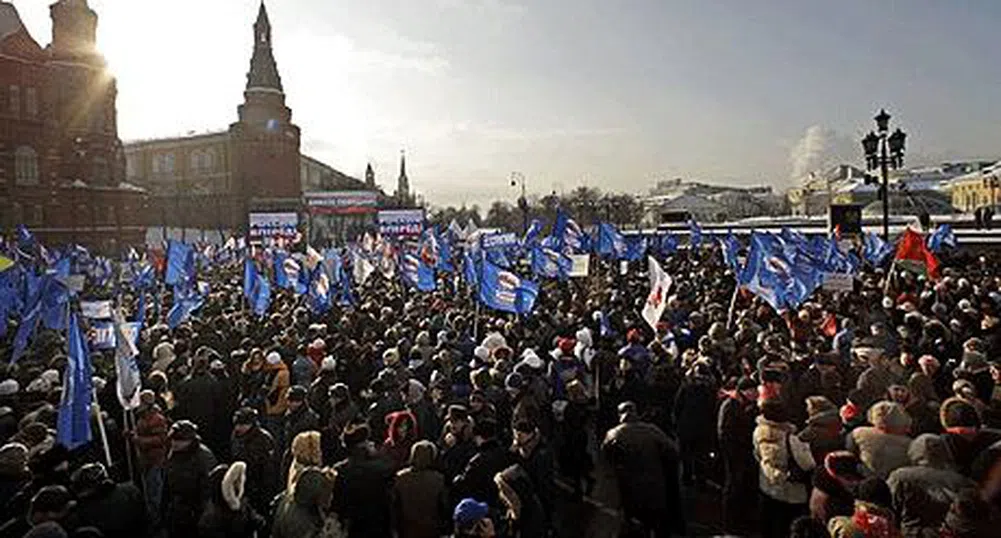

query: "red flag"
(894, 228), (939, 279)
(821, 313), (838, 337)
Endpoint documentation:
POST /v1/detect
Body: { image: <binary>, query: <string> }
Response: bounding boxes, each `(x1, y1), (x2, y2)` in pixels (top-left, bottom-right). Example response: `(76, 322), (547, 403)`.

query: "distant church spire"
(246, 1), (283, 92)
(365, 163), (375, 188)
(397, 150), (410, 205)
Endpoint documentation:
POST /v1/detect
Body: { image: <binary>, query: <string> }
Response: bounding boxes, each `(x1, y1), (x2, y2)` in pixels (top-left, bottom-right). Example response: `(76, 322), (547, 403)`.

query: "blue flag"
(739, 233), (822, 312)
(531, 246), (572, 280)
(720, 233), (741, 270)
(273, 251), (290, 289)
(689, 220), (703, 249)
(659, 233), (679, 256)
(522, 219), (543, 248)
(463, 251), (479, 287)
(57, 312), (94, 450)
(249, 273), (271, 316)
(167, 284), (204, 329)
(478, 260), (539, 314)
(165, 240), (195, 286)
(596, 223), (627, 258)
(243, 258), (257, 300)
(553, 210), (584, 253)
(623, 236), (648, 262)
(863, 231), (894, 266)
(307, 267), (331, 314)
(927, 224), (957, 253)
(402, 254), (436, 292)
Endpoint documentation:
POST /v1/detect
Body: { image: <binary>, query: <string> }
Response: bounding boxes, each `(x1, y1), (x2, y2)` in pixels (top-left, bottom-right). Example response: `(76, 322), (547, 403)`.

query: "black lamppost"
(510, 171), (528, 234)
(862, 109), (907, 241)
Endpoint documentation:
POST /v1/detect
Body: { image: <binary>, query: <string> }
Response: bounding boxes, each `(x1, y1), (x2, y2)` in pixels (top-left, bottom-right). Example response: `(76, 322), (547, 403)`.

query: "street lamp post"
(510, 172), (528, 234)
(861, 109), (907, 241)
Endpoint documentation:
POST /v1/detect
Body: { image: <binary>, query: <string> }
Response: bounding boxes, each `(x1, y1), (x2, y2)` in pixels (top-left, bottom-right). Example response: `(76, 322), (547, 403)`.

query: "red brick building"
(0, 0), (146, 251)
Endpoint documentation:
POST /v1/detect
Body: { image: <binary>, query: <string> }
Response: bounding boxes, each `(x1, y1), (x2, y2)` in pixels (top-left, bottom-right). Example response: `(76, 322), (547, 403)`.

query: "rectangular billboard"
(305, 191), (379, 215)
(249, 212), (299, 242)
(378, 209), (425, 237)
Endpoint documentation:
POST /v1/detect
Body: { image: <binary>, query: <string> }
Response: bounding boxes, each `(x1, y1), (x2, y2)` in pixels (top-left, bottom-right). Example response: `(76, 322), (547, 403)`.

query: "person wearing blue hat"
(452, 497), (495, 537)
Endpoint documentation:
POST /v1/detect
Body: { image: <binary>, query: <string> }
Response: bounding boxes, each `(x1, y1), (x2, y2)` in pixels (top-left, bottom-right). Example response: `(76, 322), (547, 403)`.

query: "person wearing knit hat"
(0, 442), (30, 512)
(827, 476), (898, 538)
(884, 433), (977, 537)
(799, 396), (843, 465)
(717, 376), (759, 534)
(846, 401), (913, 480)
(0, 379), (19, 397)
(452, 497), (495, 537)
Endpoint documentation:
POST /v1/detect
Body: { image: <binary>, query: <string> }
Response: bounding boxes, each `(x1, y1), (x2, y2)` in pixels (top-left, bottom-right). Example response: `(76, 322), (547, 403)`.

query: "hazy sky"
(16, 0), (1001, 207)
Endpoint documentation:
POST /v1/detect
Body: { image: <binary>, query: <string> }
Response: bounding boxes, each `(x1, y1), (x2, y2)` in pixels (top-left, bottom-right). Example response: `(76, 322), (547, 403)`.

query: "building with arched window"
(0, 0), (146, 250)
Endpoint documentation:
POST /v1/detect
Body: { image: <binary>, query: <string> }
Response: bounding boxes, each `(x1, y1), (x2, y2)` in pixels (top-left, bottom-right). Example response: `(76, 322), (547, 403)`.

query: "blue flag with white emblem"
(478, 260), (539, 314)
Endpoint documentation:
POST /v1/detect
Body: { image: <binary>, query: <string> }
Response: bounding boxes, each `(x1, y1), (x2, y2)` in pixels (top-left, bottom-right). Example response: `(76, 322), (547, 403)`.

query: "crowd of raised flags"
(0, 211), (960, 451)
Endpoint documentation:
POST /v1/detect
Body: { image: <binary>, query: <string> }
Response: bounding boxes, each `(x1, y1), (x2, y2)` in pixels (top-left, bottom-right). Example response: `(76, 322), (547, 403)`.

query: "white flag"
(641, 256), (673, 331)
(113, 308), (142, 410)
(80, 300), (113, 320)
(353, 251), (376, 285)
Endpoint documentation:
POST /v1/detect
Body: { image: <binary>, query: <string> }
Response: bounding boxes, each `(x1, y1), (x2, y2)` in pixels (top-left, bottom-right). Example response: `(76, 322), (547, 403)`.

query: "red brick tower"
(228, 1), (302, 231)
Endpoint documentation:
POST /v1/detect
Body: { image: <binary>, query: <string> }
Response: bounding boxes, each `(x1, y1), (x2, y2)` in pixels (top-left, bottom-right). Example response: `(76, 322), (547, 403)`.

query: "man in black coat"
(717, 377), (760, 535)
(453, 419), (513, 509)
(332, 422), (396, 538)
(283, 385), (319, 451)
(602, 402), (685, 538)
(70, 463), (148, 538)
(164, 420), (217, 538)
(173, 355), (226, 457)
(230, 407), (279, 515)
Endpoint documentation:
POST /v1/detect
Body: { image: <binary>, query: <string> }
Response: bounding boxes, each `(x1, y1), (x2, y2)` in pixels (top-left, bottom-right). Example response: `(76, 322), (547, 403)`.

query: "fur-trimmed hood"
(222, 461), (246, 511)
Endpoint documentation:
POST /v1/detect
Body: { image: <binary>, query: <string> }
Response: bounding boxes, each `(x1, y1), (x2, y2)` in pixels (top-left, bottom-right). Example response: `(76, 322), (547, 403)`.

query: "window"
(24, 87), (37, 118)
(204, 148), (216, 171)
(126, 155), (137, 178)
(11, 202), (23, 226)
(190, 150), (202, 171)
(8, 85), (19, 116)
(15, 146), (38, 185)
(153, 152), (175, 175)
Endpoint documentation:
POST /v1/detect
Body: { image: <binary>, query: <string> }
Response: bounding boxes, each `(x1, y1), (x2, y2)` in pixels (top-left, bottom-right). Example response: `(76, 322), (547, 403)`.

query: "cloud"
(435, 0), (527, 18)
(788, 125), (858, 185)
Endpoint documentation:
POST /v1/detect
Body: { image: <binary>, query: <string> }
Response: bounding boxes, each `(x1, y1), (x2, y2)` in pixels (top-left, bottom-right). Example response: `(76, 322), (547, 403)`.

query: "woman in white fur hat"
(198, 461), (266, 538)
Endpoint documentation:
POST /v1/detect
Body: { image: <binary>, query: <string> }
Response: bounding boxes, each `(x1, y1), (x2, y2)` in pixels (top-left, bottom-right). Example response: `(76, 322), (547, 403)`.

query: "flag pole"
(92, 387), (113, 469)
(726, 280), (740, 330)
(123, 407), (135, 483)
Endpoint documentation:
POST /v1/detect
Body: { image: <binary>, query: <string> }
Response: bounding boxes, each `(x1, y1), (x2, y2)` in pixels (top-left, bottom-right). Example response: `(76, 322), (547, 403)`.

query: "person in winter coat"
(440, 405), (477, 484)
(174, 355), (227, 454)
(69, 463), (147, 538)
(754, 400), (816, 538)
(272, 467), (334, 538)
(198, 462), (267, 538)
(131, 390), (169, 527)
(674, 362), (717, 486)
(939, 397), (1001, 477)
(602, 401), (685, 538)
(847, 401), (913, 479)
(827, 477), (900, 538)
(262, 351), (292, 439)
(332, 422), (396, 538)
(717, 377), (760, 535)
(285, 431), (323, 493)
(283, 385), (320, 453)
(809, 451), (867, 523)
(937, 488), (995, 538)
(0, 442), (31, 516)
(309, 358), (338, 426)
(390, 440), (450, 538)
(510, 418), (555, 515)
(323, 383), (358, 464)
(495, 464), (549, 538)
(230, 407), (280, 515)
(163, 420), (218, 538)
(403, 378), (441, 443)
(887, 384), (939, 436)
(800, 396), (844, 464)
(454, 418), (514, 509)
(556, 379), (594, 499)
(886, 434), (977, 537)
(381, 409), (420, 471)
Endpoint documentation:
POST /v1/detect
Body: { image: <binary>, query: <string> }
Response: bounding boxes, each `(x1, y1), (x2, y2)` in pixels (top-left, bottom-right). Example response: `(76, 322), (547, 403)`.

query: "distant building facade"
(123, 3), (396, 241)
(641, 178), (784, 225)
(0, 0), (146, 250)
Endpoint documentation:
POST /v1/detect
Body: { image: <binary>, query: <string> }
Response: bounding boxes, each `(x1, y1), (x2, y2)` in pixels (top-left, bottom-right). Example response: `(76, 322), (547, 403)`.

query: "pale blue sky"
(16, 0), (1001, 206)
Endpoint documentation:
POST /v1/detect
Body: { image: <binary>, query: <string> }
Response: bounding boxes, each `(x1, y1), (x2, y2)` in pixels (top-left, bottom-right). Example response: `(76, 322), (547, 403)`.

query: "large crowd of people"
(0, 234), (1000, 538)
